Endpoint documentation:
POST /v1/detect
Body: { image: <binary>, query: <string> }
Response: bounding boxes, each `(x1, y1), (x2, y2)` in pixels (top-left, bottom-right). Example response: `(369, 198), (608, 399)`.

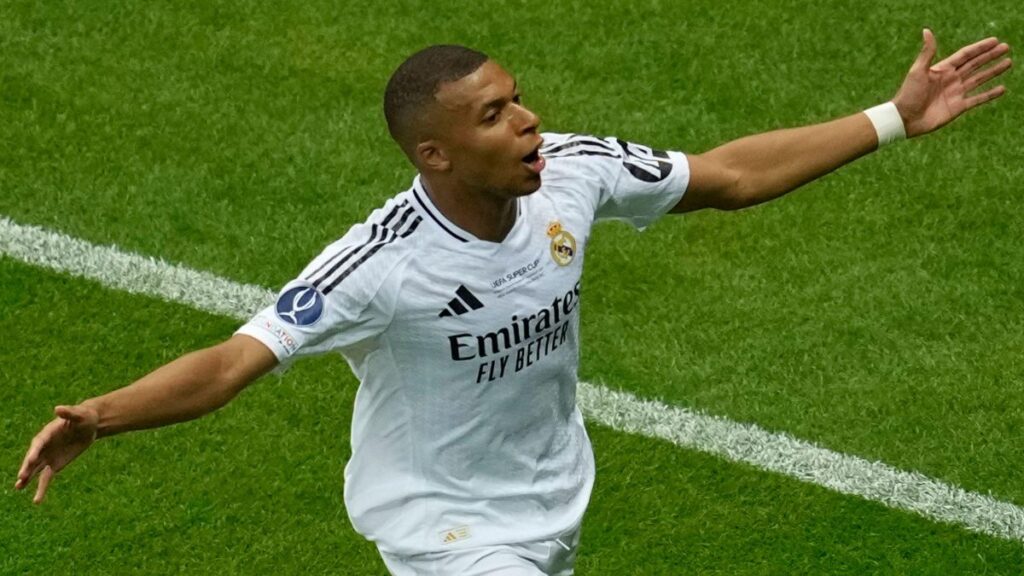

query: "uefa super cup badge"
(547, 221), (576, 266)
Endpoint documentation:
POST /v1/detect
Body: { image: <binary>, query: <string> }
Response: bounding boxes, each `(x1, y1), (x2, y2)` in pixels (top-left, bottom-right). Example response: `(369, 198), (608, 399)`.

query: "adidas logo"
(438, 285), (484, 317)
(438, 525), (471, 544)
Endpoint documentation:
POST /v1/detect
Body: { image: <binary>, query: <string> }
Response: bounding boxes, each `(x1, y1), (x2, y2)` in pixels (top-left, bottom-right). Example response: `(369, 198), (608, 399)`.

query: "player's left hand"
(892, 29), (1011, 138)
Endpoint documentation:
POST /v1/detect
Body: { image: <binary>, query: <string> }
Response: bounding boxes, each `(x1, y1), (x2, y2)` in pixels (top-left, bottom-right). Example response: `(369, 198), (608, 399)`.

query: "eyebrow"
(481, 80), (518, 113)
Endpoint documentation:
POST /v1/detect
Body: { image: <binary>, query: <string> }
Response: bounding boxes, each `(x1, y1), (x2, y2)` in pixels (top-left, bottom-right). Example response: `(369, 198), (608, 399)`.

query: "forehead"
(434, 60), (515, 113)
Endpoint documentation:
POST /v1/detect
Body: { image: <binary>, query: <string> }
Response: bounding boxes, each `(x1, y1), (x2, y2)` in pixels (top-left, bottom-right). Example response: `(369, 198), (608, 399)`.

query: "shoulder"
(300, 193), (423, 301)
(542, 131), (685, 187)
(541, 132), (623, 160)
(535, 133), (624, 207)
(541, 132), (622, 166)
(539, 132), (627, 183)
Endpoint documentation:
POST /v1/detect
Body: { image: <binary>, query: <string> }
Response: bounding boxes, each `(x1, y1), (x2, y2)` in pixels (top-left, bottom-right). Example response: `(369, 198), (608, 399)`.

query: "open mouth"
(521, 145), (545, 174)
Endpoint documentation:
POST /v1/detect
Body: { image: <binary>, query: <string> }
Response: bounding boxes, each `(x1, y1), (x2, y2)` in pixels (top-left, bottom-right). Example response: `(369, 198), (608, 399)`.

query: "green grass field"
(2, 0), (1022, 573)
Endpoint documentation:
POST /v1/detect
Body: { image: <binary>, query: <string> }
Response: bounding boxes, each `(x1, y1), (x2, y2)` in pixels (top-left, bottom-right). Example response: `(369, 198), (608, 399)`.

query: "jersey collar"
(411, 176), (522, 246)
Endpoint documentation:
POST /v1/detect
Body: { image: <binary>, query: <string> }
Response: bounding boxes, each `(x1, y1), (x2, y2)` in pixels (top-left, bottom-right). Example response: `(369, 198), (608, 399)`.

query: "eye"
(483, 110), (499, 124)
(512, 93), (522, 104)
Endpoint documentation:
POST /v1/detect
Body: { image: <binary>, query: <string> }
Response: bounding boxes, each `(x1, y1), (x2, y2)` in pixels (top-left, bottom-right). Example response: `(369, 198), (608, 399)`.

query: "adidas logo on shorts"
(439, 525), (471, 544)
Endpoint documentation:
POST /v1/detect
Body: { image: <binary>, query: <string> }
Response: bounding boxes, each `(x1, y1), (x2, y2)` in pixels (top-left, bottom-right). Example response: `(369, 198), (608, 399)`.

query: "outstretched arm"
(673, 30), (1012, 213)
(14, 334), (277, 503)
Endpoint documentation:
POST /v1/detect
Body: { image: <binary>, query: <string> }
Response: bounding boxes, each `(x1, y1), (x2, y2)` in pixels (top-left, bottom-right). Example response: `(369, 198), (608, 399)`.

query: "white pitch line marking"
(576, 383), (1024, 542)
(0, 216), (273, 322)
(3, 214), (1023, 542)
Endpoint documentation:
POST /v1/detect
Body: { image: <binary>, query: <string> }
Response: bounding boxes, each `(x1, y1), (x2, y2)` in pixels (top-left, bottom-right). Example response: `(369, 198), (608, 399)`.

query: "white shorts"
(379, 524), (581, 576)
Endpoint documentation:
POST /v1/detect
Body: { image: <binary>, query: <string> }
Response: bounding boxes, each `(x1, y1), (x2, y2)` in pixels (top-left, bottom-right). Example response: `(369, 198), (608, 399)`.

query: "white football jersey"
(236, 132), (690, 555)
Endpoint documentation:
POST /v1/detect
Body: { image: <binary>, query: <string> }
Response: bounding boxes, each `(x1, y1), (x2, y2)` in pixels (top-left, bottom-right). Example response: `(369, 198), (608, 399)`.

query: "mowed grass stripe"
(4, 214), (1023, 543)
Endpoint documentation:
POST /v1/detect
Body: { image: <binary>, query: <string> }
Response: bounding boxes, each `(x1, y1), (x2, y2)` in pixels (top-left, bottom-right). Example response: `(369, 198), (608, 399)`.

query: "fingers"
(15, 459), (45, 491)
(15, 415), (66, 490)
(937, 36), (1001, 71)
(16, 434), (47, 488)
(964, 58), (1013, 92)
(964, 85), (1007, 110)
(959, 42), (1011, 77)
(913, 28), (938, 70)
(34, 466), (55, 504)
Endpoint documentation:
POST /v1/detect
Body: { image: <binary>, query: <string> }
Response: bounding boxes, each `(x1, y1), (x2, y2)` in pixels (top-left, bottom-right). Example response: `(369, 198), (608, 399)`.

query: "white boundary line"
(3, 215), (1023, 542)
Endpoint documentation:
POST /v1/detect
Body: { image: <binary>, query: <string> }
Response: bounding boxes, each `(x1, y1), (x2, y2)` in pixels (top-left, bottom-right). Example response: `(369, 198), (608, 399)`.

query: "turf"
(4, 259), (1024, 574)
(2, 0), (1022, 572)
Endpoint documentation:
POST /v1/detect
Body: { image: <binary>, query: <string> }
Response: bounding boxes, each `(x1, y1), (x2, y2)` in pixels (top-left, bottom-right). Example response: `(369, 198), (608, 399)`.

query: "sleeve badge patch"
(275, 284), (325, 326)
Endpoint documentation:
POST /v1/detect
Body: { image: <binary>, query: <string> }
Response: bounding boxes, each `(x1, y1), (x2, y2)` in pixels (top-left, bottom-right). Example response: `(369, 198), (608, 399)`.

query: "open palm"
(893, 30), (1011, 138)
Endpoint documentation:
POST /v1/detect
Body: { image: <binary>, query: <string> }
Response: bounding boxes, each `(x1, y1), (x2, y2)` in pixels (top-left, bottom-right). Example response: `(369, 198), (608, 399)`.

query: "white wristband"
(863, 102), (906, 147)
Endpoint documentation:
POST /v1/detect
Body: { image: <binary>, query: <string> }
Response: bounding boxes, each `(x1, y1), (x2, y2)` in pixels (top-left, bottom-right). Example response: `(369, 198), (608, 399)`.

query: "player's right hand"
(14, 404), (99, 504)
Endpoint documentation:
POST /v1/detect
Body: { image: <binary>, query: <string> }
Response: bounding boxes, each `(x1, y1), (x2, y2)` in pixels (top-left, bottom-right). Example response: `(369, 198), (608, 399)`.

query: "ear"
(415, 140), (451, 172)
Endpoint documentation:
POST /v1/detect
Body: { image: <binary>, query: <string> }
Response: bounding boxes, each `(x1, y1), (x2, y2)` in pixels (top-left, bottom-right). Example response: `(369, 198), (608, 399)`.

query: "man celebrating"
(16, 30), (1010, 575)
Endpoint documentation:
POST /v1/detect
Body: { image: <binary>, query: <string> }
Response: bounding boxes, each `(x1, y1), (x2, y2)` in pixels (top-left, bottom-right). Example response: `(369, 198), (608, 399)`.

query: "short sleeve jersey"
(236, 133), (690, 556)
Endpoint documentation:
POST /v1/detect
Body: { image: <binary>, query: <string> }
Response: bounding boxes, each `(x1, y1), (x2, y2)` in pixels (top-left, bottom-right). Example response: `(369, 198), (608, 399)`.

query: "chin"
(516, 175), (543, 196)
(492, 179), (542, 199)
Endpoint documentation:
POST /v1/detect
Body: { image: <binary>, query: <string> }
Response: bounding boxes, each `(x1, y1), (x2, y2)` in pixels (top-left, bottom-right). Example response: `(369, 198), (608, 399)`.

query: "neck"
(420, 175), (518, 243)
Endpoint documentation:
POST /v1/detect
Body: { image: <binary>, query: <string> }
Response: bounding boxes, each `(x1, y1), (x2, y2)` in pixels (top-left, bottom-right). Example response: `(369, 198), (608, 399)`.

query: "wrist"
(863, 102), (907, 147)
(79, 398), (108, 439)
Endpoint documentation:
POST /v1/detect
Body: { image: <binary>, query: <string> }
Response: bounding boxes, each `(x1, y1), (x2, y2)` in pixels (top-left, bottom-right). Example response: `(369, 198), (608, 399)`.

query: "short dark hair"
(383, 45), (489, 152)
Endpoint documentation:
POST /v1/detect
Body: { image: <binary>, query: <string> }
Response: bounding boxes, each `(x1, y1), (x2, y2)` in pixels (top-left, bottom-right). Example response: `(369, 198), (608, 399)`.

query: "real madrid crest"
(547, 221), (576, 266)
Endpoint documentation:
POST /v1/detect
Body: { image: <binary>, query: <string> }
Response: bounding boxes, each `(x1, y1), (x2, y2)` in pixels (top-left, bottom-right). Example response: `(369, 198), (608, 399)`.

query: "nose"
(514, 103), (540, 135)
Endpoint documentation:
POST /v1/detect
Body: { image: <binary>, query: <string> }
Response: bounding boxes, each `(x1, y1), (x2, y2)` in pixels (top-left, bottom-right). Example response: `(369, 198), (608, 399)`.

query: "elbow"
(716, 168), (750, 211)
(684, 153), (757, 212)
(721, 167), (785, 211)
(208, 335), (275, 399)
